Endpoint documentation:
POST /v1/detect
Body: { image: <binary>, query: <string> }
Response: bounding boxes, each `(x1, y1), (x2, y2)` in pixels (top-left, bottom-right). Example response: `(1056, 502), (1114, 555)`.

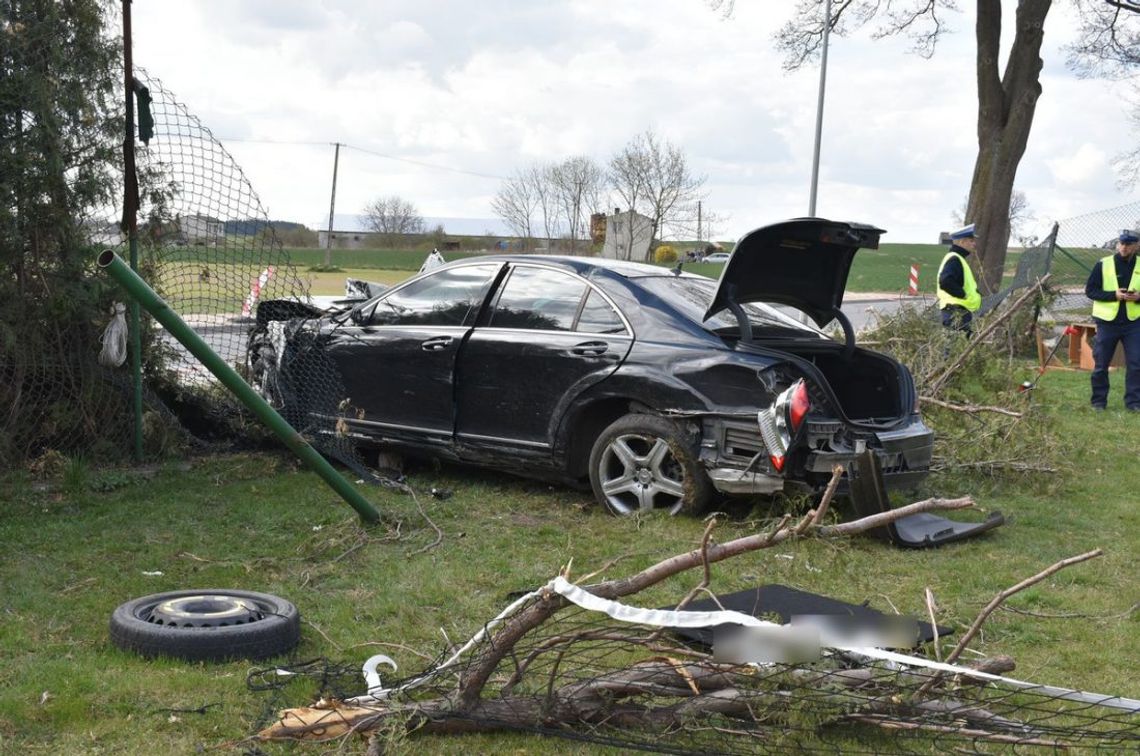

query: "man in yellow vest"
(1085, 229), (1140, 411)
(937, 223), (982, 335)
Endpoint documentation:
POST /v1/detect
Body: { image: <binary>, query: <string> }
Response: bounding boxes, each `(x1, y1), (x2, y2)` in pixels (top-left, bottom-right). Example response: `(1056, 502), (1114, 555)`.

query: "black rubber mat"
(669, 583), (953, 649)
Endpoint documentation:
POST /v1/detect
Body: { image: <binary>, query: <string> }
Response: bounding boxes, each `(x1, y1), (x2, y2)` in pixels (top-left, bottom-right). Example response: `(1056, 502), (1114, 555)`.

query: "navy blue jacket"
(938, 244), (972, 300)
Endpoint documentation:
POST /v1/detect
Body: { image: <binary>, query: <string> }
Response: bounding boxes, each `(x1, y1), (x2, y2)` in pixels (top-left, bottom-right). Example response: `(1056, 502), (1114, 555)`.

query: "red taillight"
(770, 454), (785, 472)
(789, 381), (810, 431)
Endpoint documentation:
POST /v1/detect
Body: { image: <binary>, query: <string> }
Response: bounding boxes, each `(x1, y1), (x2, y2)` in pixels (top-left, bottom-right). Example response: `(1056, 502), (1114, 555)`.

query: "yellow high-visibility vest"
(937, 251), (981, 312)
(1091, 255), (1140, 321)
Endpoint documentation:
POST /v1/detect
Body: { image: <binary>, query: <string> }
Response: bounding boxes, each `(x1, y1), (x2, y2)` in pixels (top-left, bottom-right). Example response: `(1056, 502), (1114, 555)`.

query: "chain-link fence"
(1, 3), (373, 479)
(1045, 201), (1140, 316)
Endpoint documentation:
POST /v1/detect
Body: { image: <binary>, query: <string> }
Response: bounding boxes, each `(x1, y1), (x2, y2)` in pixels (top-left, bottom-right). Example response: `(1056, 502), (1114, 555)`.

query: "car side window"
(575, 289), (627, 335)
(367, 264), (498, 327)
(489, 267), (587, 331)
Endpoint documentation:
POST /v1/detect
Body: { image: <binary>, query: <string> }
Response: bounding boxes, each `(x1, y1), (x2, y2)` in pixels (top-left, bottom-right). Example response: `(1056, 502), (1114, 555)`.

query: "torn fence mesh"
(256, 577), (1139, 753)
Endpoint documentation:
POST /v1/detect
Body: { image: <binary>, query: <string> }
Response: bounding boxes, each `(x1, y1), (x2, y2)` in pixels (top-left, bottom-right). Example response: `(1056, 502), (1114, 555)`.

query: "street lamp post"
(808, 0), (832, 217)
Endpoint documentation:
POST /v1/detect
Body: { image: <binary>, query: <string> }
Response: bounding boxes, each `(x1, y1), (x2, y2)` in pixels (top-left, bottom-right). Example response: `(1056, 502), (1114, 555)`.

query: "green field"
(270, 244), (1020, 295)
(0, 368), (1136, 753)
(150, 244), (1039, 322)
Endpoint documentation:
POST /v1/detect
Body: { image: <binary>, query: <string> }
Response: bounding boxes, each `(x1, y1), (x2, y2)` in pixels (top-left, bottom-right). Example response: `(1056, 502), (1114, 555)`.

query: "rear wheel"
(588, 414), (713, 517)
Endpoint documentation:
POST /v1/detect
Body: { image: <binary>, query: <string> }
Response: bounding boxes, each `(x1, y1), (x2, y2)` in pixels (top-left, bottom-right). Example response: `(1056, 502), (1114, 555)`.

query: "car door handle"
(421, 336), (454, 351)
(570, 341), (608, 357)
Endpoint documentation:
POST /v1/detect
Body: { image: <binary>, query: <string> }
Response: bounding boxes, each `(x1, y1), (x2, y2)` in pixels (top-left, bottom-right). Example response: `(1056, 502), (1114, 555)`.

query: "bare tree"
(491, 169), (539, 247)
(549, 156), (605, 253)
(1118, 91), (1140, 189)
(526, 164), (560, 251)
(953, 189), (1035, 247)
(363, 196), (425, 245)
(741, 1), (1140, 295)
(669, 202), (730, 244)
(608, 130), (706, 261)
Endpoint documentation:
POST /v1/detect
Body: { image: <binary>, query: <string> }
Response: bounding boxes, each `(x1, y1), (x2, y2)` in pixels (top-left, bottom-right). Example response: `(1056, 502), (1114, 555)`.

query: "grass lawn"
(0, 367), (1136, 753)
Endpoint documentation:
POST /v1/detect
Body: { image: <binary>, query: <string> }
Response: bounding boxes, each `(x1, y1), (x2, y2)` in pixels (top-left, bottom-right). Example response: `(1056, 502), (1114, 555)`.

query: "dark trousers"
(1090, 318), (1140, 409)
(940, 305), (973, 336)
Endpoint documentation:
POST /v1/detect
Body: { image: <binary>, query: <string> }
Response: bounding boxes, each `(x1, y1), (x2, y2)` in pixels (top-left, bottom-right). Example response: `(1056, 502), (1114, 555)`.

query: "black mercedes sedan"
(249, 218), (933, 516)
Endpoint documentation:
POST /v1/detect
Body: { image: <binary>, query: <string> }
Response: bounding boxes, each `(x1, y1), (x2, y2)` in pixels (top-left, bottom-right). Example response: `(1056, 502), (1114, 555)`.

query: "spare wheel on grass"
(110, 589), (300, 662)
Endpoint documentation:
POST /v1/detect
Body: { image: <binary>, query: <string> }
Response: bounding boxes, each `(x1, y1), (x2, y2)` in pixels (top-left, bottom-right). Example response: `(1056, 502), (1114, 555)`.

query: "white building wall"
(601, 210), (654, 261)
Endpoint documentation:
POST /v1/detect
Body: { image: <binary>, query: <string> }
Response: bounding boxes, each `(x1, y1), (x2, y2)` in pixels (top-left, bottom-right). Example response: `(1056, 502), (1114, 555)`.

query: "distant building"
(179, 214), (224, 245)
(317, 230), (371, 249)
(601, 208), (654, 261)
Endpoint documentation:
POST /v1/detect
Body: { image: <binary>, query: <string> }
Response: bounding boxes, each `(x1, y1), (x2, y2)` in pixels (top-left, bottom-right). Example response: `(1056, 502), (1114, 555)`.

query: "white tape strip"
(549, 577), (1140, 713)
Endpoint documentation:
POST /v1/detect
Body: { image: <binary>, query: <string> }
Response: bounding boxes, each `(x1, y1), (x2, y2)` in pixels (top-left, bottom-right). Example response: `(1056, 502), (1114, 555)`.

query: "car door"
(455, 264), (632, 450)
(326, 262), (502, 441)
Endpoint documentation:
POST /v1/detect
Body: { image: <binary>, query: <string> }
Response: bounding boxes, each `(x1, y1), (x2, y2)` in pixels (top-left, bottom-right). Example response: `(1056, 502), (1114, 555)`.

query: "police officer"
(937, 223), (982, 335)
(1085, 229), (1140, 411)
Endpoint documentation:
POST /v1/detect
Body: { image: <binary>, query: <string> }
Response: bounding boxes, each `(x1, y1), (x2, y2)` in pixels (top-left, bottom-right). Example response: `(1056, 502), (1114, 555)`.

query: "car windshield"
(636, 276), (826, 337)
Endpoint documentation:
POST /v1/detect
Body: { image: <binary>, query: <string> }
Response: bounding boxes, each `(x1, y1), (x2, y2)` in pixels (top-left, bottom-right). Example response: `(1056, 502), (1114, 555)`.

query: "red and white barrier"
(242, 266), (276, 317)
(907, 264), (920, 296)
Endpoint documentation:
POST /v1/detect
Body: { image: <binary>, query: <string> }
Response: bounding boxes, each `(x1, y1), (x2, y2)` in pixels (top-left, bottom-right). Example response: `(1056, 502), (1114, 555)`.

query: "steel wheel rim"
(598, 432), (686, 515)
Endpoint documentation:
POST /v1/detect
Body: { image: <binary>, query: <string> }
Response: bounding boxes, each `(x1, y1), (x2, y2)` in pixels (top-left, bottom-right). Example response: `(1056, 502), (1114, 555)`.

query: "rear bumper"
(803, 417), (934, 489)
(701, 415), (933, 495)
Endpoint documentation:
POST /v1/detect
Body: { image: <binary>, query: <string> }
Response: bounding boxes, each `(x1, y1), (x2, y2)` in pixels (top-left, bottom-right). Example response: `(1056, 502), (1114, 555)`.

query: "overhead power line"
(343, 143), (505, 180)
(214, 136), (505, 181)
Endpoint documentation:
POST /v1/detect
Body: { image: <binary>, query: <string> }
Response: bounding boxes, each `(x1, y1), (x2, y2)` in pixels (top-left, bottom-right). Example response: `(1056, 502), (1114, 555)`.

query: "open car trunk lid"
(703, 218), (884, 328)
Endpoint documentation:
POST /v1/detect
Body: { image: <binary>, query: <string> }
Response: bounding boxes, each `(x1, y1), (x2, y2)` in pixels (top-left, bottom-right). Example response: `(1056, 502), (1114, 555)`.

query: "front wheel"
(588, 414), (713, 517)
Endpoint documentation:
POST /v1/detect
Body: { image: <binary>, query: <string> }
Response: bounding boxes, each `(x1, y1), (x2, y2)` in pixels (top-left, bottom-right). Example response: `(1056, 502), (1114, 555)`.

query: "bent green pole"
(97, 249), (382, 524)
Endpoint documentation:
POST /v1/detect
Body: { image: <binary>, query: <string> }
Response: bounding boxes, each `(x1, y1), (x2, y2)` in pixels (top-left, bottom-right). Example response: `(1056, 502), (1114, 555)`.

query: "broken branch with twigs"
(261, 496), (977, 742)
(926, 275), (1050, 395)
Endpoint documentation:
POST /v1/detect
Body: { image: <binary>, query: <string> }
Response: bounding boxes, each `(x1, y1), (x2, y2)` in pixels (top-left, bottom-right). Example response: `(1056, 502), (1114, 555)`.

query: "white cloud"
(130, 1), (1140, 242)
(1046, 144), (1110, 187)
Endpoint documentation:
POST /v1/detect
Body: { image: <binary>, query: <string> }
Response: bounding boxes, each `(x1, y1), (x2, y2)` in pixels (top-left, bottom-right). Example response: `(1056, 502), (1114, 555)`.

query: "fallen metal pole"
(97, 249), (382, 524)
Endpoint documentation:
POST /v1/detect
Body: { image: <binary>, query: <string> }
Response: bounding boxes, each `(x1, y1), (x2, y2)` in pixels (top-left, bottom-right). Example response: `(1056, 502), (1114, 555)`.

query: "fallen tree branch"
(913, 549), (1103, 700)
(919, 396), (1023, 418)
(261, 497), (993, 744)
(944, 548), (1103, 666)
(926, 275), (1050, 395)
(811, 465), (844, 526)
(932, 459), (1058, 474)
(405, 487), (443, 557)
(456, 495), (973, 709)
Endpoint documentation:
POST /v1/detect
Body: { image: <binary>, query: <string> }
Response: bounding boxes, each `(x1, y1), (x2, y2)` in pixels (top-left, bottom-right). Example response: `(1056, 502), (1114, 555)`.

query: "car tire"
(588, 414), (713, 517)
(109, 589), (300, 662)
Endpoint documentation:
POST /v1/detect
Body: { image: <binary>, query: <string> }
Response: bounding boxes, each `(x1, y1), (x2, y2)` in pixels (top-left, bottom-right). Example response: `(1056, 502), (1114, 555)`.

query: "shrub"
(654, 245), (677, 263)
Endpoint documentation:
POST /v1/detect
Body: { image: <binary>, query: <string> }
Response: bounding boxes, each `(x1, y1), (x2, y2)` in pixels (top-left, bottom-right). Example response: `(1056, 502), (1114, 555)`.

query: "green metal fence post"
(97, 249), (383, 524)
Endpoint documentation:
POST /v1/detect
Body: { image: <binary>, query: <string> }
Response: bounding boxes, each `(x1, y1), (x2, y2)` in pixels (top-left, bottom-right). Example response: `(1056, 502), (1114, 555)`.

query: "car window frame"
(482, 262), (633, 337)
(357, 261), (505, 328)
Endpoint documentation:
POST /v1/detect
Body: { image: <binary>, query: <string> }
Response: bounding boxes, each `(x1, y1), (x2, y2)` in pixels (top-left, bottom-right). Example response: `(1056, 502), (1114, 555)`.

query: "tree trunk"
(967, 0), (1051, 295)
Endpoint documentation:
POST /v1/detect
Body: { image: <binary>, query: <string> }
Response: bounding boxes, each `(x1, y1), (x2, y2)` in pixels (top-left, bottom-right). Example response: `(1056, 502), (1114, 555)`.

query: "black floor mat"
(668, 584), (953, 650)
(849, 449), (1005, 548)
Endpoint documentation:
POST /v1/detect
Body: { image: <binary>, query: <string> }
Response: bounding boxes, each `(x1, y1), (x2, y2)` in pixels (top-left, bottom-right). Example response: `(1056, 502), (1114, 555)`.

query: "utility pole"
(808, 0), (832, 217)
(325, 142), (342, 268)
(697, 200), (702, 243)
(122, 0), (143, 461)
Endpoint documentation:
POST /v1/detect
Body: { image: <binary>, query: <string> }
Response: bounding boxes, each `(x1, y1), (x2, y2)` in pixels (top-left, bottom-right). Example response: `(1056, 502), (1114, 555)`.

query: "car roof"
(445, 254), (706, 280)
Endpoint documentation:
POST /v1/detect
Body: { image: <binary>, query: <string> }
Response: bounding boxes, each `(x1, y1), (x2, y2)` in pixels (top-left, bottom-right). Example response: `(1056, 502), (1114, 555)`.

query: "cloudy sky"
(131, 1), (1138, 244)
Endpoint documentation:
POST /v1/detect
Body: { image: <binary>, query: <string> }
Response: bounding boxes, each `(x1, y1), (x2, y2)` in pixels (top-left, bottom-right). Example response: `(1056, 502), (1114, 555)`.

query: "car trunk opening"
(748, 339), (909, 424)
(704, 218), (884, 328)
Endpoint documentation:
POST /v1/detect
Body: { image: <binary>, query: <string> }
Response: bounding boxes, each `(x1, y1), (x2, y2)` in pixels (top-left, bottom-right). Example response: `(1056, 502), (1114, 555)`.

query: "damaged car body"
(249, 218), (934, 516)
